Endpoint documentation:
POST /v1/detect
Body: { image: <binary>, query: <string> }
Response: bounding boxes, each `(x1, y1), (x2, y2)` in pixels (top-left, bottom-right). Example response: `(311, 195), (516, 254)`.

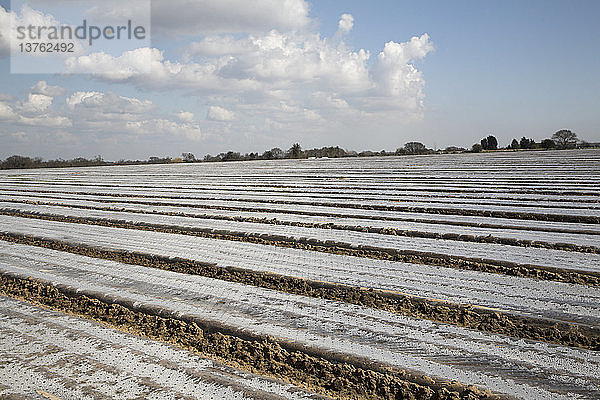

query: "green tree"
(519, 137), (536, 149)
(481, 135), (498, 150)
(471, 143), (483, 153)
(552, 130), (578, 149)
(540, 139), (556, 149)
(403, 142), (427, 155)
(288, 143), (304, 159)
(181, 152), (196, 162)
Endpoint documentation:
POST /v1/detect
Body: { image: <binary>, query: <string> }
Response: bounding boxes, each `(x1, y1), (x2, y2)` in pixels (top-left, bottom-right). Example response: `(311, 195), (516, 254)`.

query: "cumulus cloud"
(65, 48), (157, 80)
(79, 31), (372, 94)
(2, 6), (435, 156)
(338, 14), (354, 34)
(0, 6), (11, 55)
(18, 115), (72, 128)
(177, 111), (195, 122)
(369, 34), (434, 110)
(61, 90), (204, 141)
(124, 118), (204, 141)
(0, 88), (208, 146)
(207, 106), (236, 121)
(0, 86), (72, 128)
(30, 81), (66, 97)
(77, 30), (432, 116)
(0, 102), (17, 120)
(62, 14), (433, 127)
(66, 91), (155, 114)
(19, 93), (54, 114)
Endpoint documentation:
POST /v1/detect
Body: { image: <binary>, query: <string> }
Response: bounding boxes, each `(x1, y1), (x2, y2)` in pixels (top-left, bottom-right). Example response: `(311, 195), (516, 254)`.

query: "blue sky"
(0, 0), (599, 160)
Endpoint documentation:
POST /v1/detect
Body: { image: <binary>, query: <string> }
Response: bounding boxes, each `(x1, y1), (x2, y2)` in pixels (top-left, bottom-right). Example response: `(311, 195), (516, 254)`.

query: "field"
(1, 149), (599, 400)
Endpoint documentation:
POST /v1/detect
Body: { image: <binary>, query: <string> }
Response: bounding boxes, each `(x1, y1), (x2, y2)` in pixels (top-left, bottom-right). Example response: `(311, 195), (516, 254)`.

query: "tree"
(540, 138), (556, 149)
(540, 139), (556, 149)
(262, 147), (284, 160)
(471, 143), (483, 153)
(288, 143), (303, 159)
(181, 152), (196, 162)
(519, 137), (535, 149)
(221, 151), (242, 161)
(1, 155), (34, 169)
(552, 130), (578, 149)
(480, 135), (498, 150)
(403, 142), (427, 155)
(509, 139), (520, 150)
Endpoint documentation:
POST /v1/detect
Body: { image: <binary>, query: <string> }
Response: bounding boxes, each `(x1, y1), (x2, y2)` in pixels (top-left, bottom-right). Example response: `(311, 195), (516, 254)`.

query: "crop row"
(2, 206), (599, 276)
(1, 250), (597, 400)
(2, 216), (598, 326)
(2, 198), (599, 253)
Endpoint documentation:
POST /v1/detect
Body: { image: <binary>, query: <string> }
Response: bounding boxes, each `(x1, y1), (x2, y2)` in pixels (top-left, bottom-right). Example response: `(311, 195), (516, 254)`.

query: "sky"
(0, 0), (599, 160)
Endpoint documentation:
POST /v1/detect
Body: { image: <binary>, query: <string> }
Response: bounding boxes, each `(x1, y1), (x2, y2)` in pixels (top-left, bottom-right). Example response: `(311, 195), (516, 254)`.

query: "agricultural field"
(1, 149), (599, 400)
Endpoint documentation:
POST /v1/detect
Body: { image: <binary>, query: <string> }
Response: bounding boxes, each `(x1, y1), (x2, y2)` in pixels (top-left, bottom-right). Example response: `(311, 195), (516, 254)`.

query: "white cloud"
(0, 6), (11, 55)
(66, 91), (103, 109)
(20, 94), (53, 114)
(1, 8), (436, 156)
(63, 90), (204, 141)
(0, 87), (72, 128)
(177, 111), (195, 122)
(31, 81), (66, 97)
(280, 102), (301, 113)
(66, 47), (260, 93)
(0, 102), (17, 120)
(66, 26), (432, 124)
(369, 34), (434, 111)
(124, 118), (204, 141)
(65, 48), (156, 80)
(338, 14), (354, 34)
(304, 109), (320, 120)
(66, 91), (155, 114)
(207, 106), (236, 121)
(18, 115), (72, 128)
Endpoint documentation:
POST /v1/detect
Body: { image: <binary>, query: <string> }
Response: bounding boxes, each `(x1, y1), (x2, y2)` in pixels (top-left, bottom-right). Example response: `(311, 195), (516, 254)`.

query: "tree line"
(1, 130), (596, 170)
(471, 130), (583, 152)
